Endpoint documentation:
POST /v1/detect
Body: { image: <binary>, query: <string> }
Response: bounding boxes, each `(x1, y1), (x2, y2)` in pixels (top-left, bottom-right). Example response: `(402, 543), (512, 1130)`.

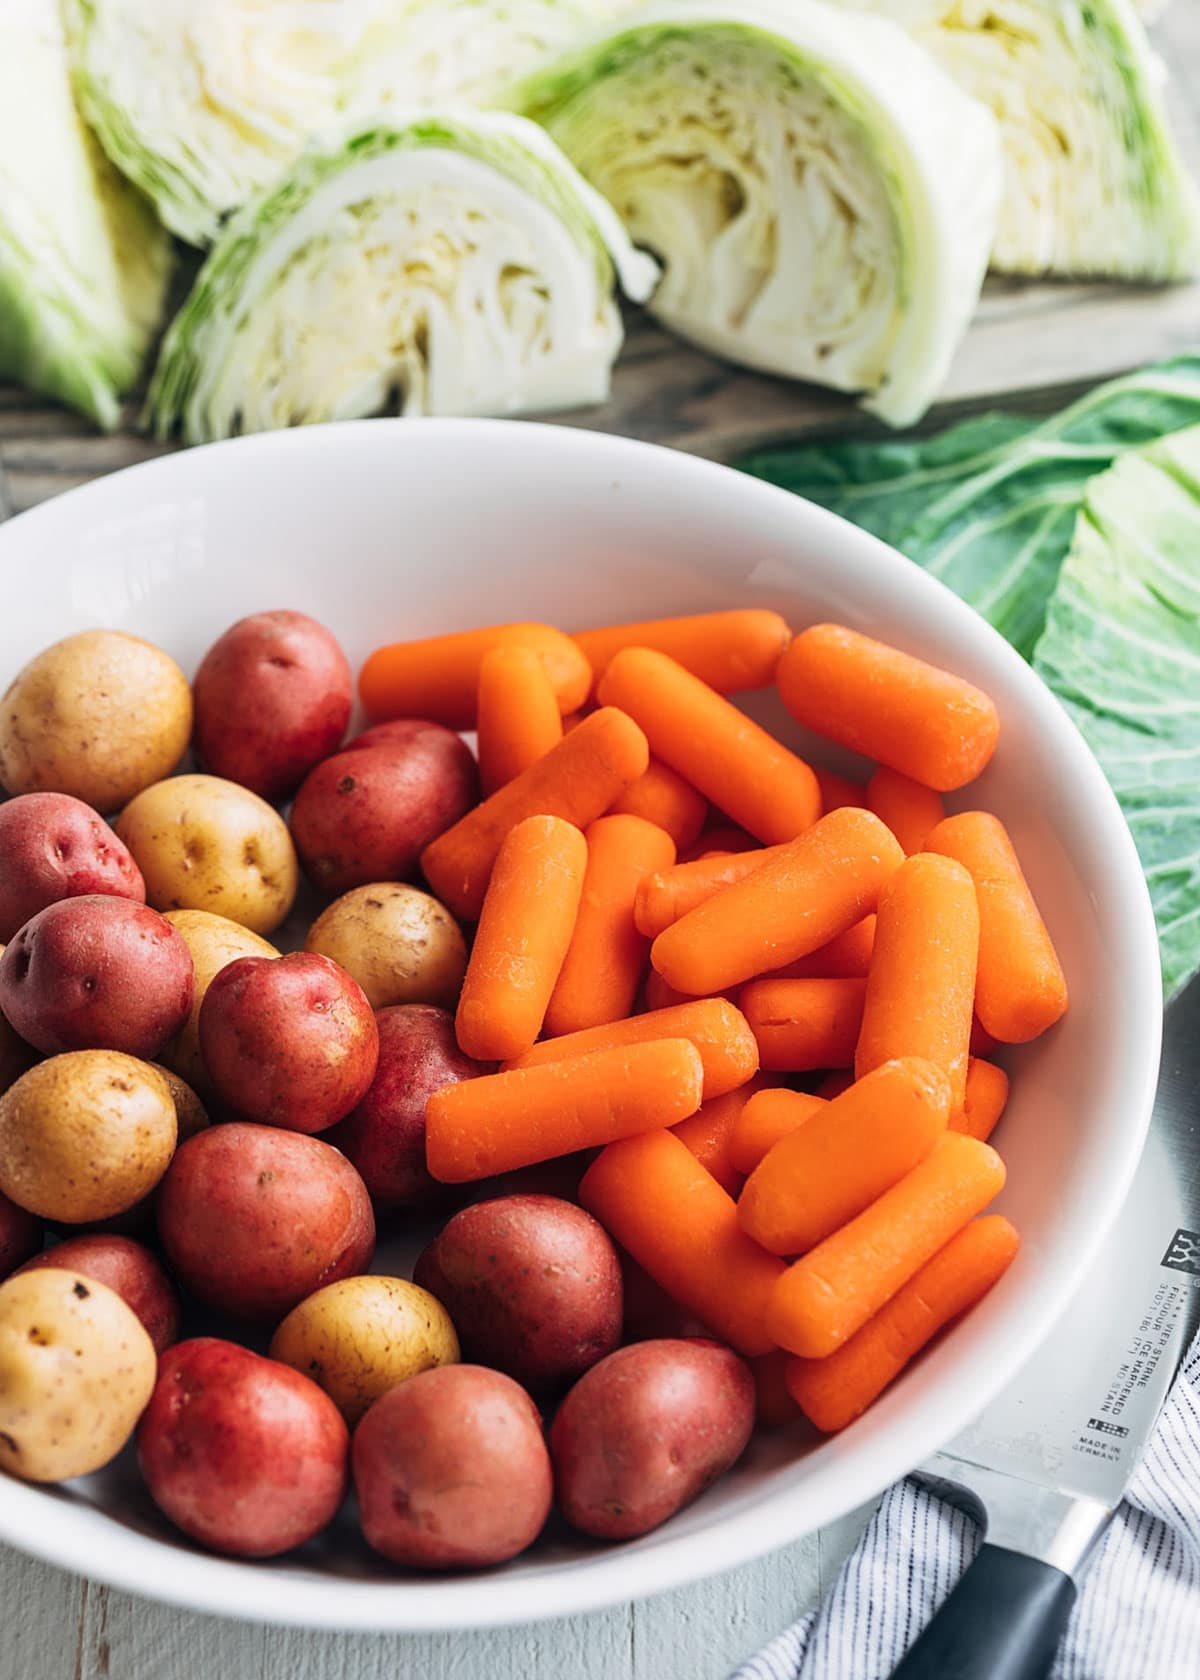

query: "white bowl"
(0, 420), (1160, 1631)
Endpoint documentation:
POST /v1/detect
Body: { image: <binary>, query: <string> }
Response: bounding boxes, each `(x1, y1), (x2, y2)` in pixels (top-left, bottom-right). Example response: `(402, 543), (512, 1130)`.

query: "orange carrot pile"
(455, 815), (587, 1062)
(572, 608), (791, 697)
(738, 1059), (952, 1257)
(671, 1073), (779, 1195)
(421, 706), (648, 919)
(579, 1129), (787, 1356)
(651, 808), (904, 997)
(729, 1087), (827, 1176)
(929, 812), (1068, 1043)
(786, 1216), (1020, 1432)
(476, 646), (564, 795)
(361, 621), (592, 728)
(597, 648), (821, 844)
(866, 767), (945, 856)
(426, 1038), (704, 1182)
(740, 977), (867, 1072)
(545, 814), (676, 1037)
(610, 758), (708, 850)
(634, 847), (780, 940)
(778, 624), (1000, 792)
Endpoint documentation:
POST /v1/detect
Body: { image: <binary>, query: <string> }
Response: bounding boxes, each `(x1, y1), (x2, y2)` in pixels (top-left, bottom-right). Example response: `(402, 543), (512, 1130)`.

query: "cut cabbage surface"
(519, 0), (1002, 426)
(145, 115), (659, 438)
(0, 0), (171, 428)
(65, 0), (632, 246)
(832, 0), (1200, 279)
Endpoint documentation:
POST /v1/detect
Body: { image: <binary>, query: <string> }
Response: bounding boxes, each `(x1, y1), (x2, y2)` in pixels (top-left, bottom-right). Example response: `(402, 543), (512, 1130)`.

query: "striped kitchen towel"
(734, 1337), (1200, 1679)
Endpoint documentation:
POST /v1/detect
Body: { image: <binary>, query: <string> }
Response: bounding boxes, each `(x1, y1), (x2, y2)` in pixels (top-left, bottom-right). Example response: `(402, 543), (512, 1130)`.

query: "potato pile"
(0, 610), (759, 1569)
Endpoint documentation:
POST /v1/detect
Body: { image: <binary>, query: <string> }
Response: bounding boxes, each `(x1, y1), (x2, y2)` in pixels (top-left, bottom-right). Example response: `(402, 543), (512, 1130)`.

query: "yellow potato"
(305, 884), (466, 1011)
(269, 1276), (460, 1426)
(116, 774), (298, 936)
(0, 1052), (177, 1223)
(0, 629), (191, 813)
(159, 910), (278, 1093)
(0, 1268), (157, 1482)
(0, 948), (33, 1099)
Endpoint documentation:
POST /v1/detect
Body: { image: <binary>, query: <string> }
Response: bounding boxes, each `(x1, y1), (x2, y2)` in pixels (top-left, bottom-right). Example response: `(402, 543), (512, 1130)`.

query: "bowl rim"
(0, 417), (1163, 1631)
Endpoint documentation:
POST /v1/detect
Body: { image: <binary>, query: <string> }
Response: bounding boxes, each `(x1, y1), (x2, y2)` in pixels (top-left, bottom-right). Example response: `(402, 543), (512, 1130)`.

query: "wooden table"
(3, 8), (1200, 1674)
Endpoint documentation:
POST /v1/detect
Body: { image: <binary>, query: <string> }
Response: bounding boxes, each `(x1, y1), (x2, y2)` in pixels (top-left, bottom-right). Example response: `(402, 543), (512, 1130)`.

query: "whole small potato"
(156, 1123), (375, 1322)
(193, 610), (353, 802)
(305, 884), (466, 1011)
(0, 1052), (177, 1223)
(0, 629), (191, 813)
(353, 1365), (551, 1568)
(17, 1233), (179, 1352)
(159, 910), (278, 1094)
(0, 1268), (157, 1482)
(325, 1005), (488, 1209)
(290, 726), (477, 897)
(414, 1195), (622, 1393)
(138, 1338), (349, 1557)
(116, 775), (298, 936)
(199, 953), (378, 1133)
(549, 1339), (755, 1540)
(78, 1065), (209, 1238)
(0, 1191), (41, 1281)
(0, 792), (145, 941)
(270, 1275), (459, 1426)
(0, 897), (193, 1058)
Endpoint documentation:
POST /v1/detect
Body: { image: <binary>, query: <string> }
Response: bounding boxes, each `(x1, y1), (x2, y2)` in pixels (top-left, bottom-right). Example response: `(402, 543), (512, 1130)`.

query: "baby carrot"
(671, 1072), (780, 1195)
(866, 767), (945, 856)
(426, 1037), (704, 1182)
(360, 622), (592, 728)
(455, 816), (587, 1062)
(766, 916), (876, 981)
(785, 1216), (1020, 1432)
(678, 824), (761, 862)
(641, 968), (697, 1012)
(738, 1058), (952, 1257)
(610, 758), (708, 851)
(928, 812), (1068, 1043)
(476, 646), (563, 795)
(814, 767), (868, 814)
(597, 648), (820, 844)
(750, 1351), (804, 1429)
(506, 998), (759, 1101)
(729, 1087), (827, 1176)
(950, 1058), (1010, 1144)
(635, 847), (781, 940)
(421, 707), (648, 920)
(579, 1129), (787, 1356)
(855, 853), (979, 1111)
(651, 808), (904, 997)
(765, 1133), (1006, 1358)
(544, 815), (676, 1037)
(572, 609), (792, 696)
(778, 625), (1000, 792)
(740, 977), (867, 1072)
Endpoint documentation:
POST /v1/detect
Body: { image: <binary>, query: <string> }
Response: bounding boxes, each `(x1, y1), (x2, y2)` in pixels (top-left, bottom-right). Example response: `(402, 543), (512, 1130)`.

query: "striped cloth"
(734, 1338), (1200, 1680)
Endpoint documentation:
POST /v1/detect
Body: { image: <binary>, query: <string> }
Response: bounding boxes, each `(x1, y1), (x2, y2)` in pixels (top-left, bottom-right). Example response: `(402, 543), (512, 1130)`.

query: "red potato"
(198, 953), (379, 1133)
(0, 897), (193, 1059)
(17, 1233), (179, 1352)
(192, 611), (353, 802)
(414, 1195), (622, 1392)
(325, 1004), (489, 1209)
(0, 793), (145, 942)
(353, 1364), (552, 1568)
(0, 967), (35, 1099)
(550, 1339), (755, 1540)
(156, 1123), (375, 1322)
(0, 1189), (41, 1280)
(138, 1338), (349, 1557)
(290, 728), (479, 898)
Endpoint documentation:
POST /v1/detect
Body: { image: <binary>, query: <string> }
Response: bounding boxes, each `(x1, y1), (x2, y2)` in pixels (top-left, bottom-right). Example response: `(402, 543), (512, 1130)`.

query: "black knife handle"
(889, 1543), (1076, 1680)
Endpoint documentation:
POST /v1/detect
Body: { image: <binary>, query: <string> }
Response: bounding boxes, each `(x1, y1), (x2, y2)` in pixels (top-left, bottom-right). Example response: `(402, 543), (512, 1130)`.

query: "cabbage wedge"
(145, 115), (659, 439)
(832, 0), (1200, 279)
(0, 0), (171, 428)
(518, 0), (1002, 426)
(65, 0), (633, 246)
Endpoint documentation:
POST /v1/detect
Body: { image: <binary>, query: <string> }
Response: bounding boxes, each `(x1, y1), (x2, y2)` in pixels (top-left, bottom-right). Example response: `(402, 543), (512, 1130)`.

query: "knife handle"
(889, 1543), (1076, 1680)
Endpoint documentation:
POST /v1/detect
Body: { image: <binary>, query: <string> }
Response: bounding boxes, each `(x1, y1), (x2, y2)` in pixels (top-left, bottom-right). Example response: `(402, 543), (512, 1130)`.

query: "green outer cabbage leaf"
(516, 0), (1002, 426)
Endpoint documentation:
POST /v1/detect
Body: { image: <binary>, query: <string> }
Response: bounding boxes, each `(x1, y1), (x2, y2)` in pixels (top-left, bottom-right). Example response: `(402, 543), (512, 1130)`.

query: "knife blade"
(890, 975), (1200, 1679)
